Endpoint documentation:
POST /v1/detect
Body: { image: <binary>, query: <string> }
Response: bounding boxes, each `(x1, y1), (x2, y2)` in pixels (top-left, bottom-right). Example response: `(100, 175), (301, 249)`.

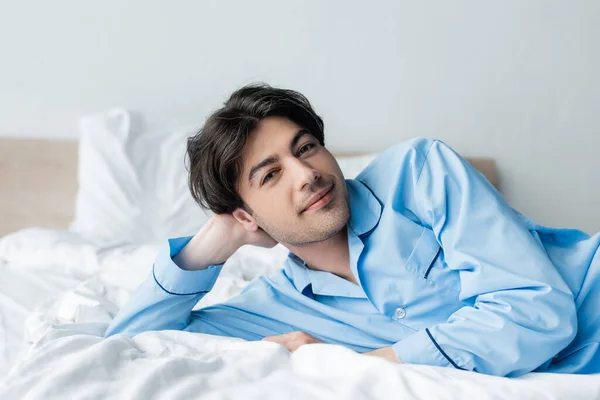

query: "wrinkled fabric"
(105, 138), (600, 377)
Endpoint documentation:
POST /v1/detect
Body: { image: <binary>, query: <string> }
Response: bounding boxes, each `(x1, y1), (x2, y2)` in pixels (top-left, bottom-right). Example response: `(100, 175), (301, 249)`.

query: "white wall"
(1, 0), (598, 233)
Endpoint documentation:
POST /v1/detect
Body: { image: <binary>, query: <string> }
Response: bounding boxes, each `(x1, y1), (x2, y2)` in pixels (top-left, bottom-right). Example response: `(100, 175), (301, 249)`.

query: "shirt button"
(394, 307), (406, 320)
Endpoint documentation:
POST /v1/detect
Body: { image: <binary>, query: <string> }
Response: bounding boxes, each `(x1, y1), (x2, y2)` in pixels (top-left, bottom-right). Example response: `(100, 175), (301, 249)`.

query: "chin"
(279, 211), (349, 246)
(316, 204), (350, 238)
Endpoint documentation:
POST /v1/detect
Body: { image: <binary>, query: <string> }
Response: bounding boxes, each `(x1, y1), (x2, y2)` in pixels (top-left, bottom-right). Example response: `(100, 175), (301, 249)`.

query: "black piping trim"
(301, 283), (315, 299)
(353, 180), (383, 236)
(425, 328), (467, 370)
(152, 264), (209, 296)
(423, 247), (442, 279)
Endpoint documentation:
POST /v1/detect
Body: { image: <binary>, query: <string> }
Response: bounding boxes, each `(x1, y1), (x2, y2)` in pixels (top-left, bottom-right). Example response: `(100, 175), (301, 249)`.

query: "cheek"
(254, 191), (293, 216)
(267, 189), (298, 216)
(328, 160), (344, 180)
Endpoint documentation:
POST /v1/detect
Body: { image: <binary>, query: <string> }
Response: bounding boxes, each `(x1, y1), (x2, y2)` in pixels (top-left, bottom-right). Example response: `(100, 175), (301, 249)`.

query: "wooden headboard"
(0, 138), (498, 236)
(0, 139), (78, 235)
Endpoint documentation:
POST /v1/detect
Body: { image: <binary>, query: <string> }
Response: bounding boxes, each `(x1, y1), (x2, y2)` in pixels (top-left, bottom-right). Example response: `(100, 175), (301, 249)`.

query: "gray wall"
(1, 0), (598, 233)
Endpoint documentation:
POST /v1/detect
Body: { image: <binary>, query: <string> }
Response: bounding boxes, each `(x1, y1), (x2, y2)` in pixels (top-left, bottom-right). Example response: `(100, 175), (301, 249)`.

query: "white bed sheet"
(0, 259), (83, 375)
(0, 227), (286, 377)
(0, 228), (599, 399)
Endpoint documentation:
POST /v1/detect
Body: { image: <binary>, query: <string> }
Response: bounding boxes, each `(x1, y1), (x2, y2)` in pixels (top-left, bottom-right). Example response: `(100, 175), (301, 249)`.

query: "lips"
(302, 184), (334, 213)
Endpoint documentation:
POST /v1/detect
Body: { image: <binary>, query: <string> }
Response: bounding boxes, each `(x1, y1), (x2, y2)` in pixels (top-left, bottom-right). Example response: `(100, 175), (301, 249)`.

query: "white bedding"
(1, 228), (599, 399)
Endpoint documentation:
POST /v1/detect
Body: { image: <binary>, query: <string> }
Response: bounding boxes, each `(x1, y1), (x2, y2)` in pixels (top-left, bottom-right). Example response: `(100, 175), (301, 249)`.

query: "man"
(104, 83), (599, 377)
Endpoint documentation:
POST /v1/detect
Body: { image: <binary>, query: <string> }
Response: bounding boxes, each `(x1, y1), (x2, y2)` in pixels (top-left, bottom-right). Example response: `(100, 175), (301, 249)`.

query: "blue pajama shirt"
(104, 138), (600, 377)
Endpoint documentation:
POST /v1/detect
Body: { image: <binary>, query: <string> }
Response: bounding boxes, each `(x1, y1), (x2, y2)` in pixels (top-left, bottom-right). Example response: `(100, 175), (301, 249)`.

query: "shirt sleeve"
(104, 236), (300, 341)
(391, 139), (577, 377)
(103, 236), (224, 338)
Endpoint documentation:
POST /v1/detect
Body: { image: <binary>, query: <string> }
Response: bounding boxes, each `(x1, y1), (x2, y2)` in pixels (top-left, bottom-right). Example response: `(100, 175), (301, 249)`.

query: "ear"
(232, 208), (259, 232)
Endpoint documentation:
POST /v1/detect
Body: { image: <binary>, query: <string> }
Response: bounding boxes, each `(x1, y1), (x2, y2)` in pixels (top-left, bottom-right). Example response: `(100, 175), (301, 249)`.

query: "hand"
(364, 346), (403, 363)
(174, 214), (277, 271)
(262, 331), (322, 352)
(212, 213), (278, 249)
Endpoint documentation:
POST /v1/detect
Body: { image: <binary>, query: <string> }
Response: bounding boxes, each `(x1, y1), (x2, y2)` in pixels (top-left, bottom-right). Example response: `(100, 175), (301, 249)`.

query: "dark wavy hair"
(186, 83), (325, 214)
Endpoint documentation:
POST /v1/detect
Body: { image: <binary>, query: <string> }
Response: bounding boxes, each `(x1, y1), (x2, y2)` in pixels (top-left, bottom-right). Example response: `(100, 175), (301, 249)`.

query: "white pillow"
(69, 109), (211, 247)
(147, 121), (213, 242)
(335, 153), (379, 179)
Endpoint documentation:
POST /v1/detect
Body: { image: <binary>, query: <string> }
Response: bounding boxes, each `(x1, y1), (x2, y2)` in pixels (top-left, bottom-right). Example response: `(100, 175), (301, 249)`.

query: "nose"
(290, 158), (320, 191)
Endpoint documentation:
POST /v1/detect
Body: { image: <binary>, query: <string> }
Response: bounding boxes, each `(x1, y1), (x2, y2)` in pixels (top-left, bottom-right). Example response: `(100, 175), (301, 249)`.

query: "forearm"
(103, 272), (207, 337)
(104, 236), (224, 338)
(173, 217), (243, 271)
(397, 139), (577, 376)
(104, 214), (277, 338)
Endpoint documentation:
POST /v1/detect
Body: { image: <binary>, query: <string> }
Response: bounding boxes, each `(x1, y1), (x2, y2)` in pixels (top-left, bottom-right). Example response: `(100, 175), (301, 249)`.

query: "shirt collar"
(345, 178), (382, 236)
(285, 254), (367, 299)
(285, 254), (312, 295)
(284, 178), (382, 297)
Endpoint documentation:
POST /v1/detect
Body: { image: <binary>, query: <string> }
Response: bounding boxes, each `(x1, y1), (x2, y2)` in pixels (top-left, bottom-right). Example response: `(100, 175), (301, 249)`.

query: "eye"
(297, 143), (316, 156)
(261, 170), (279, 185)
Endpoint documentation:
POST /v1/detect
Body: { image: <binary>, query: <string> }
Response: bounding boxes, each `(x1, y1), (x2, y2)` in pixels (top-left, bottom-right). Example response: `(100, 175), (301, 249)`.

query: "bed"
(1, 114), (598, 399)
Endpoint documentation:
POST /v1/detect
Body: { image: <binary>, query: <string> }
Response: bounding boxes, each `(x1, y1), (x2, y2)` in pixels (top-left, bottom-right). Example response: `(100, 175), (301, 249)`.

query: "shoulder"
(383, 137), (437, 158)
(354, 137), (439, 200)
(356, 137), (437, 179)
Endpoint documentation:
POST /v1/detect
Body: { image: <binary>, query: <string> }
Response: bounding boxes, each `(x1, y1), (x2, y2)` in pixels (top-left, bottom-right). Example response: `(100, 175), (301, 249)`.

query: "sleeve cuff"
(392, 328), (467, 370)
(152, 236), (224, 295)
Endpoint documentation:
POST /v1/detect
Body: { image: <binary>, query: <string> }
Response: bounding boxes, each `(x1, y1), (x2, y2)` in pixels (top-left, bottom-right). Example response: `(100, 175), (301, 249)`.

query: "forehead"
(241, 117), (304, 169)
(245, 117), (300, 150)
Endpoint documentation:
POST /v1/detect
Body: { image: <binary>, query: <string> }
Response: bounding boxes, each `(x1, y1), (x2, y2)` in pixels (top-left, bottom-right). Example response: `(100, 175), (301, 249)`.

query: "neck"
(283, 225), (357, 284)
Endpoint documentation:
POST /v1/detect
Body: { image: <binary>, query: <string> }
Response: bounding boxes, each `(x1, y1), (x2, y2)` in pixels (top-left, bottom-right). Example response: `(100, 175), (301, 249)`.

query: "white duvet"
(1, 228), (599, 399)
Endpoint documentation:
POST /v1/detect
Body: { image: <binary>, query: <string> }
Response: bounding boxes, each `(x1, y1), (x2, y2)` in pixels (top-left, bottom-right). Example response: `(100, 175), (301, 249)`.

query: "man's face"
(236, 116), (350, 246)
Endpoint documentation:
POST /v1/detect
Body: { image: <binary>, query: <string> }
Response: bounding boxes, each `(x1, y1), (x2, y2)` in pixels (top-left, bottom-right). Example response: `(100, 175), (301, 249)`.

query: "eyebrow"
(248, 128), (312, 185)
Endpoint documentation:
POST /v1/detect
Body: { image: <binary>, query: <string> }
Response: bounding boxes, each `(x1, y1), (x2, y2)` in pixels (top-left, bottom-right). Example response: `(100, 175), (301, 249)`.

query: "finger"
(262, 336), (287, 344)
(286, 340), (304, 352)
(263, 337), (296, 353)
(262, 331), (302, 342)
(287, 338), (320, 352)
